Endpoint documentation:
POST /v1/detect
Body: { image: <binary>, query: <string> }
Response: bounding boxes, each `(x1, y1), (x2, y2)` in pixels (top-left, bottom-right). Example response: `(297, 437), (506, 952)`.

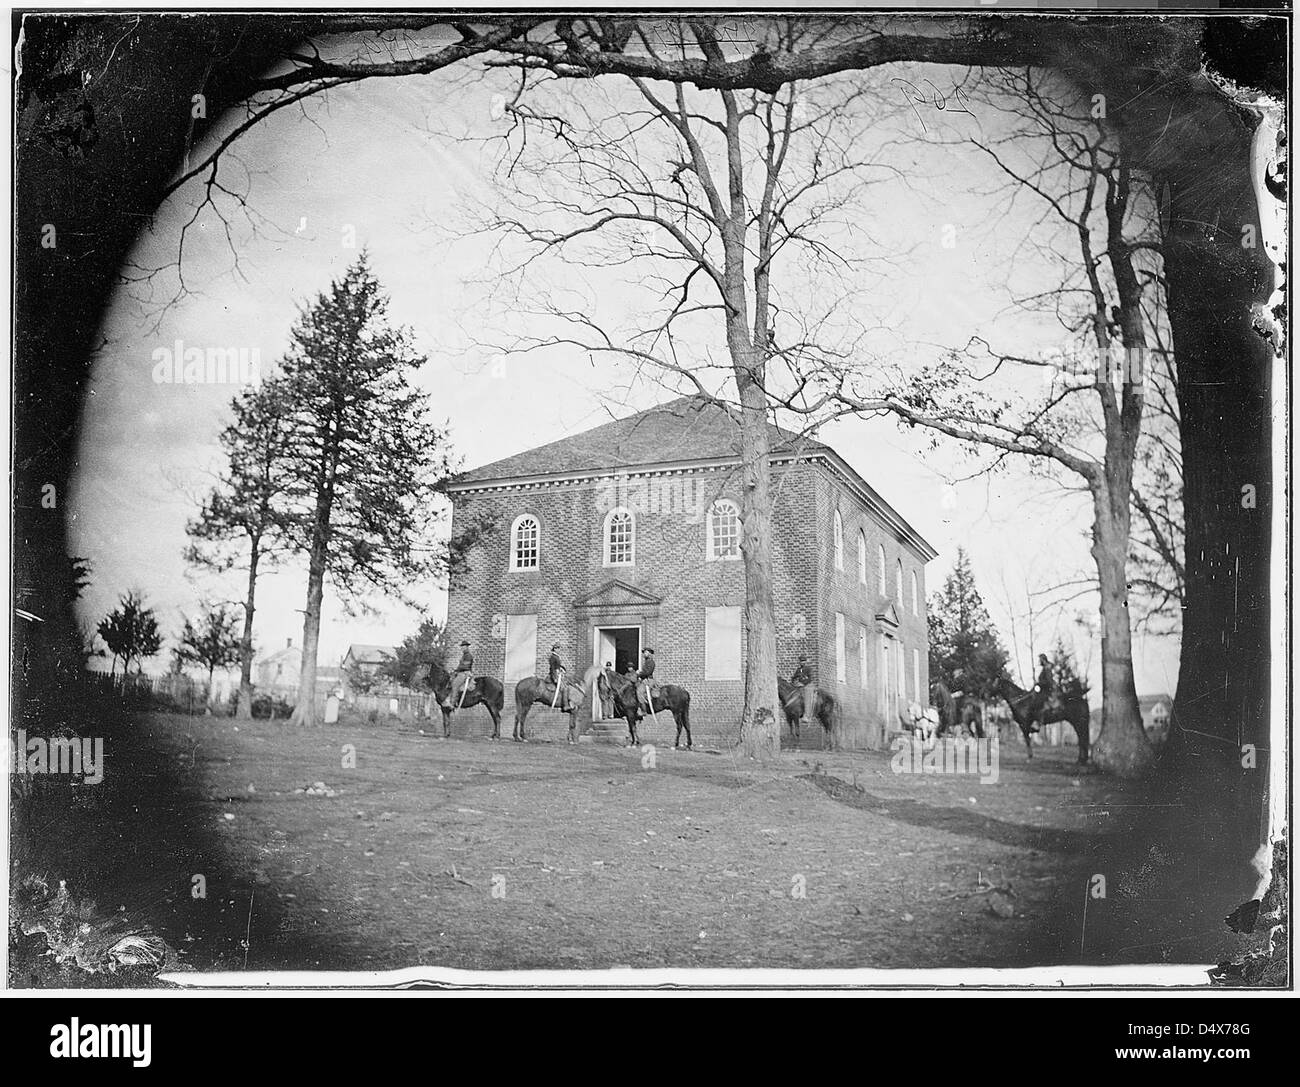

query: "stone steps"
(582, 722), (634, 745)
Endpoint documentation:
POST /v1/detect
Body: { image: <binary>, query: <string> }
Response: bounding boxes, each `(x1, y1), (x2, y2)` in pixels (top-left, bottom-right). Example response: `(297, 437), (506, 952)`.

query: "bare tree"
(828, 69), (1165, 776)
(472, 24), (900, 755)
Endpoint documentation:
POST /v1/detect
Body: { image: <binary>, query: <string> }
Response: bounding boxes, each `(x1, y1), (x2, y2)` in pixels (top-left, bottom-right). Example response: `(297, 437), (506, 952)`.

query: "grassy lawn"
(11, 710), (1256, 980)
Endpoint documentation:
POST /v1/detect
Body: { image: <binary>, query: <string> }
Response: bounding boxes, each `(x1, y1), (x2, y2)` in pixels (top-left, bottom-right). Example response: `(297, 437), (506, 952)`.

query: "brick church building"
(445, 395), (936, 749)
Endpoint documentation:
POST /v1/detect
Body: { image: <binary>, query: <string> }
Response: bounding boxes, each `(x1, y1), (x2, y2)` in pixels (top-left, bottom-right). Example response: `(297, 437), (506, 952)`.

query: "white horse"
(900, 701), (940, 746)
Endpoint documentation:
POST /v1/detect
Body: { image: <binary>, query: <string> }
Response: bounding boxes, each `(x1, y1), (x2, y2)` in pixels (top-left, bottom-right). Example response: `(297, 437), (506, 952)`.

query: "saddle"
(543, 677), (583, 708)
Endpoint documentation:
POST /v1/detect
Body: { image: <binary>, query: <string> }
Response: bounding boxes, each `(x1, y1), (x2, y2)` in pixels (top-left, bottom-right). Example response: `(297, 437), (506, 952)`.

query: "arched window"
(510, 514), (539, 570)
(911, 571), (920, 616)
(708, 500), (741, 561)
(604, 507), (635, 566)
(857, 531), (867, 585)
(896, 559), (904, 602)
(877, 544), (887, 596)
(833, 511), (844, 571)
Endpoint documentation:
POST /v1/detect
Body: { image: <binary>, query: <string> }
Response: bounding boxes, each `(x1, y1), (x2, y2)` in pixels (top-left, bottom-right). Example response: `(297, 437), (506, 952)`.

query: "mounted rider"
(547, 643), (576, 712)
(1028, 652), (1054, 726)
(444, 640), (474, 709)
(791, 655), (815, 729)
(636, 648), (658, 711)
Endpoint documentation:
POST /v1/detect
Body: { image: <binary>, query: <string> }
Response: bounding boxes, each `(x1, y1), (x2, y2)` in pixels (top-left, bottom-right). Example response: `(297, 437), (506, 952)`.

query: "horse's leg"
(514, 700), (527, 742)
(1022, 719), (1034, 759)
(488, 701), (501, 741)
(441, 705), (452, 739)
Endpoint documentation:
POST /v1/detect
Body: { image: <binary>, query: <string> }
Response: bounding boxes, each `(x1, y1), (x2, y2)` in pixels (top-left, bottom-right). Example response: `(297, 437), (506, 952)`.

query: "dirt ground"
(11, 711), (1259, 980)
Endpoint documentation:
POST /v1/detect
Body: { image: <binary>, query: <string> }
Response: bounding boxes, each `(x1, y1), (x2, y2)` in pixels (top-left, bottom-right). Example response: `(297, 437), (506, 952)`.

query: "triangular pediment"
(573, 579), (663, 609)
(875, 602), (901, 628)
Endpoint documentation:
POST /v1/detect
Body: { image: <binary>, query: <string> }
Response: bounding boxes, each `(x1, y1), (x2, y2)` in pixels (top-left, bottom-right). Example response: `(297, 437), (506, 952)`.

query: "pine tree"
(273, 254), (479, 725)
(927, 548), (1009, 698)
(186, 379), (295, 718)
(380, 616), (453, 689)
(1049, 637), (1089, 700)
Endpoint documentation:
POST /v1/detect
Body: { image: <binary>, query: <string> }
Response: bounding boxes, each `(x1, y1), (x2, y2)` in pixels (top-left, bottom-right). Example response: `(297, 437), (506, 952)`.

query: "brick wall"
(811, 465), (929, 749)
(447, 457), (929, 750)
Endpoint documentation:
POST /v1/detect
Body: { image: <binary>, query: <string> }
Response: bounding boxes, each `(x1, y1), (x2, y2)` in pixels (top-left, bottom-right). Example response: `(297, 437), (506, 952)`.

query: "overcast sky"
(69, 37), (1181, 697)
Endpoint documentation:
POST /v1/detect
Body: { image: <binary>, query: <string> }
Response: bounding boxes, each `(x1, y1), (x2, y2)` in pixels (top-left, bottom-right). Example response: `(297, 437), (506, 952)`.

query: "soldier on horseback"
(636, 648), (658, 712)
(547, 643), (575, 712)
(1029, 652), (1054, 725)
(444, 640), (474, 710)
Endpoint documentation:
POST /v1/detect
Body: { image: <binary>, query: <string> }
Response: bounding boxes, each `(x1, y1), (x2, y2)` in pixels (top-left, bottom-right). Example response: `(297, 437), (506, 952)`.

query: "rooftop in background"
(343, 644), (397, 664)
(448, 394), (936, 561)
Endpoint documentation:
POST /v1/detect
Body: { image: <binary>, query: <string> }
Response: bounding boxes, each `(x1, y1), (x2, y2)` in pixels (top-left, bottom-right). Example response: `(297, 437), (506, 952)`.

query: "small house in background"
(341, 643), (397, 696)
(1082, 693), (1175, 746)
(255, 637), (301, 689)
(253, 636), (346, 700)
(1146, 696), (1172, 740)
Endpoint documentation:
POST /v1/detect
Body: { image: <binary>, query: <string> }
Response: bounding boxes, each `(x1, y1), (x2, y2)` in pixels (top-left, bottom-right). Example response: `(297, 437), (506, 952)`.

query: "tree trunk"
(1089, 485), (1152, 777)
(205, 664), (216, 716)
(236, 546), (260, 719)
(290, 551), (326, 727)
(735, 372), (780, 758)
(1146, 93), (1274, 860)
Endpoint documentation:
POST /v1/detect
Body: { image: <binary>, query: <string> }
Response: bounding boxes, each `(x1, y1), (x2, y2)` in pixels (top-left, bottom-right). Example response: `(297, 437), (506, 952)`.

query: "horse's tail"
(680, 689), (690, 730)
(577, 663), (601, 695)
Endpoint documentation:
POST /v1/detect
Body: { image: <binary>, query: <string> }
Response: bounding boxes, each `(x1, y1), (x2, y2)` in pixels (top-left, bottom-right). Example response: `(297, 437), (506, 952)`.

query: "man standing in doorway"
(598, 661), (615, 719)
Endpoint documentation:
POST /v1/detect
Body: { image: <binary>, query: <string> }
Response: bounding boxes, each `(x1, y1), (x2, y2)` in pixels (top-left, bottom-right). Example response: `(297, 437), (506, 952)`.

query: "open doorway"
(592, 625), (641, 718)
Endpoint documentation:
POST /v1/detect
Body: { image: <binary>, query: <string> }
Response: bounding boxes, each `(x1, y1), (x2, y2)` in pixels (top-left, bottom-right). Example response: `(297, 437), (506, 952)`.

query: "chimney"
(286, 637), (293, 649)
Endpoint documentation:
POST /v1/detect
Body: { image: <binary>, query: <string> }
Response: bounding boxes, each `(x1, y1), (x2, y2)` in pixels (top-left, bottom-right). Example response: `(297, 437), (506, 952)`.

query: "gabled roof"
(344, 644), (396, 664)
(453, 395), (828, 484)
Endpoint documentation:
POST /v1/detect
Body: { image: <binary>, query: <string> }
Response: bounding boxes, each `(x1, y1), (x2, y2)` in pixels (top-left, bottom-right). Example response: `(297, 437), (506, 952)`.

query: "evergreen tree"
(185, 379), (295, 718)
(927, 548), (1009, 698)
(1049, 636), (1089, 700)
(380, 616), (453, 689)
(273, 254), (480, 725)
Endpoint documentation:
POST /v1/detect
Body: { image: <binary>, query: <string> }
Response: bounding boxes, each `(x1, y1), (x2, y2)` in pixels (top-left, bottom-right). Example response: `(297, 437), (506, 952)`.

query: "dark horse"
(994, 676), (1090, 764)
(930, 681), (985, 739)
(606, 673), (693, 748)
(777, 678), (838, 748)
(514, 665), (626, 743)
(418, 661), (505, 739)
